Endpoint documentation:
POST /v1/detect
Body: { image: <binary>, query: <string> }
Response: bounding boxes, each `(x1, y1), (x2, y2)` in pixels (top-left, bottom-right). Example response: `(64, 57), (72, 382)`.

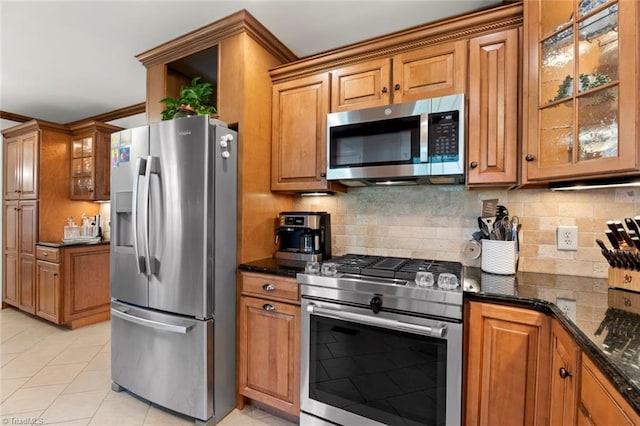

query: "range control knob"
(370, 296), (382, 314)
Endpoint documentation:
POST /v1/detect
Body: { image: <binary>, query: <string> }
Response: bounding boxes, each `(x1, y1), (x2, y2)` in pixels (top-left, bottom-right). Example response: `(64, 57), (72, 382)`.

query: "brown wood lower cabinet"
(238, 272), (300, 418)
(549, 320), (580, 426)
(466, 302), (640, 426)
(465, 301), (551, 426)
(34, 244), (110, 328)
(579, 354), (640, 426)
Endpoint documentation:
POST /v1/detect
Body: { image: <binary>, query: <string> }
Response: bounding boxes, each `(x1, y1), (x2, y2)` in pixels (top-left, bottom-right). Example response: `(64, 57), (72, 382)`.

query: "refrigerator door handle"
(111, 307), (193, 334)
(132, 157), (148, 275)
(145, 156), (161, 275)
(141, 156), (154, 276)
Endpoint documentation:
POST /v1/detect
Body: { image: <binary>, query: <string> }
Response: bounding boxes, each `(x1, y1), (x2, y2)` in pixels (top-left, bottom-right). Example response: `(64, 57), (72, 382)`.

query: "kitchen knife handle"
(618, 227), (634, 249)
(605, 230), (620, 250)
(625, 218), (640, 235)
(607, 221), (624, 245)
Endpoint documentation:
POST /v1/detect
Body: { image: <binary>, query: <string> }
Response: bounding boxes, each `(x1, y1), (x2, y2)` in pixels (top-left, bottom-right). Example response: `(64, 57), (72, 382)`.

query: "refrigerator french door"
(109, 116), (237, 425)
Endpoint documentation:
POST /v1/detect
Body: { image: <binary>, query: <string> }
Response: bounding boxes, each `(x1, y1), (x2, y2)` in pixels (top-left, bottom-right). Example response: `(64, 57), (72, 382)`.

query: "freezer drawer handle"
(111, 308), (193, 334)
(307, 304), (448, 338)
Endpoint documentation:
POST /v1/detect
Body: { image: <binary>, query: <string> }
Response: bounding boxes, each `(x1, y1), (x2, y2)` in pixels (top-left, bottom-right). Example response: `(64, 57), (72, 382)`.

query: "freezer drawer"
(110, 301), (213, 422)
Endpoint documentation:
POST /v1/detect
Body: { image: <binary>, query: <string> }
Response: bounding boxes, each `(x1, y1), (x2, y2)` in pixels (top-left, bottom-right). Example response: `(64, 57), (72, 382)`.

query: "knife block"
(608, 267), (640, 292)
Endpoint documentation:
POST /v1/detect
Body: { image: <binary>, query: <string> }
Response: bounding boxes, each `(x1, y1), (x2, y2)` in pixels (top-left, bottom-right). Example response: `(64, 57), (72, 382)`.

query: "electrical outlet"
(557, 225), (578, 251)
(556, 297), (577, 322)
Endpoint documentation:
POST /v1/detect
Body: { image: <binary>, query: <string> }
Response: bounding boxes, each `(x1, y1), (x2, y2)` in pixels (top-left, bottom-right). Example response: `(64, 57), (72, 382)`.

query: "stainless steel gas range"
(297, 254), (464, 426)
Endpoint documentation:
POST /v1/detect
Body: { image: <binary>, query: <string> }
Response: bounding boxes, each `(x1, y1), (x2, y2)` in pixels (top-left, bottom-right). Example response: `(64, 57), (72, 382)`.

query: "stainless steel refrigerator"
(109, 116), (237, 425)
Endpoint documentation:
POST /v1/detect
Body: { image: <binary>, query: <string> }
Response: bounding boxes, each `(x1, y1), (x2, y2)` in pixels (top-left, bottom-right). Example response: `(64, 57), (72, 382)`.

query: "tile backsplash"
(294, 185), (640, 278)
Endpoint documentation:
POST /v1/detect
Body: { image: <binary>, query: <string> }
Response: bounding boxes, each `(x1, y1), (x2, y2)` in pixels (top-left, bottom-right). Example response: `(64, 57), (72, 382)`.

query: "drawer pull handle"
(262, 283), (276, 292)
(43, 252), (48, 257)
(263, 304), (276, 312)
(559, 367), (572, 379)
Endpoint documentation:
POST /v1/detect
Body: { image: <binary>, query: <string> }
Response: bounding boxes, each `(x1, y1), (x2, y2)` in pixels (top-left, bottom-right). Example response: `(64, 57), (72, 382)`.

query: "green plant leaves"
(159, 77), (217, 120)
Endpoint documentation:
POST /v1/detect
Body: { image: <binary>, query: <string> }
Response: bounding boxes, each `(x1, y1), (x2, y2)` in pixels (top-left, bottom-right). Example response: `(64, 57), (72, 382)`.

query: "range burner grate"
(330, 254), (462, 281)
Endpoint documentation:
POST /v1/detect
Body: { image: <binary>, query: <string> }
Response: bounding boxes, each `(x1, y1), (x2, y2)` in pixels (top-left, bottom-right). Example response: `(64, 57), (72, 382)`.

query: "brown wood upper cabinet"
(271, 73), (340, 192)
(330, 40), (467, 112)
(68, 121), (122, 201)
(467, 28), (520, 186)
(4, 131), (38, 200)
(522, 0), (640, 183)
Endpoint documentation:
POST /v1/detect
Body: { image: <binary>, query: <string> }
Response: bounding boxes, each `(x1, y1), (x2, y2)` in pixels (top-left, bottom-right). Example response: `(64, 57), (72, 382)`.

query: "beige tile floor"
(1, 307), (297, 425)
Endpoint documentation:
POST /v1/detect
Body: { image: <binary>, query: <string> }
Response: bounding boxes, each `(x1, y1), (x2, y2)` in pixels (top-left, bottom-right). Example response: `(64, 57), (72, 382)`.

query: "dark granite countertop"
(37, 240), (110, 248)
(239, 257), (640, 414)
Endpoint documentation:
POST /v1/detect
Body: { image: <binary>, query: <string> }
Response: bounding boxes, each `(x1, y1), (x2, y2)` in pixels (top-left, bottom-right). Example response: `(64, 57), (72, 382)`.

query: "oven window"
(329, 116), (420, 168)
(309, 314), (447, 426)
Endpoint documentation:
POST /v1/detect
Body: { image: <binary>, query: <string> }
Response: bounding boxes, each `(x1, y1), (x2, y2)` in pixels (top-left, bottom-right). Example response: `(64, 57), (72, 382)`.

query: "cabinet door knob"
(393, 84), (401, 91)
(320, 172), (326, 178)
(470, 161), (478, 169)
(525, 154), (535, 162)
(262, 304), (276, 312)
(381, 87), (388, 94)
(559, 367), (572, 379)
(262, 283), (276, 292)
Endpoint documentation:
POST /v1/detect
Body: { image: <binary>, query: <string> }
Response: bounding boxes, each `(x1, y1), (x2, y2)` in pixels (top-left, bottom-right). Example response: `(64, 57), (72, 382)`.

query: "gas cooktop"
(329, 253), (463, 282)
(299, 253), (464, 320)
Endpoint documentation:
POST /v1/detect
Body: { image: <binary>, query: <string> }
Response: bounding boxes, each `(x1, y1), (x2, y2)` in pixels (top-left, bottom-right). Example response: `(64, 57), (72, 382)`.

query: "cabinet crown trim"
(136, 9), (297, 67)
(270, 3), (523, 82)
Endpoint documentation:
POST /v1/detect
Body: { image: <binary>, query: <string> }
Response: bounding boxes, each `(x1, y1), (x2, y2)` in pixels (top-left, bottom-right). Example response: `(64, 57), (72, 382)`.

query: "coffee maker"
(274, 212), (331, 262)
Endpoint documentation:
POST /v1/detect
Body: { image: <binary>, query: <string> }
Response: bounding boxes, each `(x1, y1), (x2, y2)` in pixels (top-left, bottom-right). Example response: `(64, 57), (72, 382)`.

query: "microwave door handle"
(132, 157), (147, 275)
(420, 112), (430, 164)
(307, 304), (448, 338)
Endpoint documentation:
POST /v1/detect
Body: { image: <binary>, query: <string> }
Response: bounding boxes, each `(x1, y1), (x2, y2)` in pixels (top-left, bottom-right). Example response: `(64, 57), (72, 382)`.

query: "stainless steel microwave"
(326, 94), (465, 186)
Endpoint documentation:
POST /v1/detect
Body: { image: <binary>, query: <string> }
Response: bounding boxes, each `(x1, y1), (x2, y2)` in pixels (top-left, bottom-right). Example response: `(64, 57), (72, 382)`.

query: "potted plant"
(159, 77), (217, 120)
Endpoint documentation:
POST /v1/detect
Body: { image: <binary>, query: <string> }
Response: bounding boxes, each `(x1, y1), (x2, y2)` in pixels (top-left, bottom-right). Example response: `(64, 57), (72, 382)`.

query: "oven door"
(300, 297), (462, 426)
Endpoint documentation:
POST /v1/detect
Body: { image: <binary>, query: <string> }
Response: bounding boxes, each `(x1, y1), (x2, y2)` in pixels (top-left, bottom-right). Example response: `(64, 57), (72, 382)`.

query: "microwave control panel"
(428, 110), (459, 163)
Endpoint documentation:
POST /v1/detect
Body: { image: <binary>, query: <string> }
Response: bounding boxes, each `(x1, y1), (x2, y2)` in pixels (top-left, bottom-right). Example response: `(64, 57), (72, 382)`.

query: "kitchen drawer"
(241, 272), (299, 303)
(36, 246), (60, 262)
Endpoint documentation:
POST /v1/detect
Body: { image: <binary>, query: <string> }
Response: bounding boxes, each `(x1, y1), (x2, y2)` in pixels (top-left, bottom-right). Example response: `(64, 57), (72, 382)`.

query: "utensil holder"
(481, 240), (518, 275)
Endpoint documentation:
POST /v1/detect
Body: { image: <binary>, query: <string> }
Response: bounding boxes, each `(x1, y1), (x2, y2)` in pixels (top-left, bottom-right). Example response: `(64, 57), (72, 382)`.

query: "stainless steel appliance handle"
(144, 156), (160, 275)
(131, 157), (147, 274)
(111, 308), (192, 334)
(307, 304), (448, 338)
(141, 156), (153, 276)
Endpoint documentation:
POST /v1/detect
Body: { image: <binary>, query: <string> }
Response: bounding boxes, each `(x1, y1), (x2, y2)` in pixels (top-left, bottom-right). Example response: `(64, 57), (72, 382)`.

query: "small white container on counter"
(481, 240), (518, 275)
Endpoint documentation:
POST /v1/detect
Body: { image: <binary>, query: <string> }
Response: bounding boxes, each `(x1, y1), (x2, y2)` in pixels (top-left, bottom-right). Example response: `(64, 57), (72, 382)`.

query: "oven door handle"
(307, 304), (448, 338)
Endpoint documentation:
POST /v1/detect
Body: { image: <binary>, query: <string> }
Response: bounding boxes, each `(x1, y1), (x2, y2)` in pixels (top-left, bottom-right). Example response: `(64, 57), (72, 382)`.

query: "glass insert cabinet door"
(524, 0), (639, 181)
(70, 136), (94, 198)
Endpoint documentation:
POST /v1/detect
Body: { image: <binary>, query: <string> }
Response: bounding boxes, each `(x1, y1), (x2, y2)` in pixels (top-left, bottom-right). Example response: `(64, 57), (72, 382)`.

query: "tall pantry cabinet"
(2, 120), (98, 312)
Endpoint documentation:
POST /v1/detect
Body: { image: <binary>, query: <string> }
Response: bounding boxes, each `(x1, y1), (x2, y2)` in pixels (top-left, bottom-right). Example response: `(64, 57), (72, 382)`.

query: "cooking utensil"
(490, 216), (512, 241)
(511, 216), (520, 250)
